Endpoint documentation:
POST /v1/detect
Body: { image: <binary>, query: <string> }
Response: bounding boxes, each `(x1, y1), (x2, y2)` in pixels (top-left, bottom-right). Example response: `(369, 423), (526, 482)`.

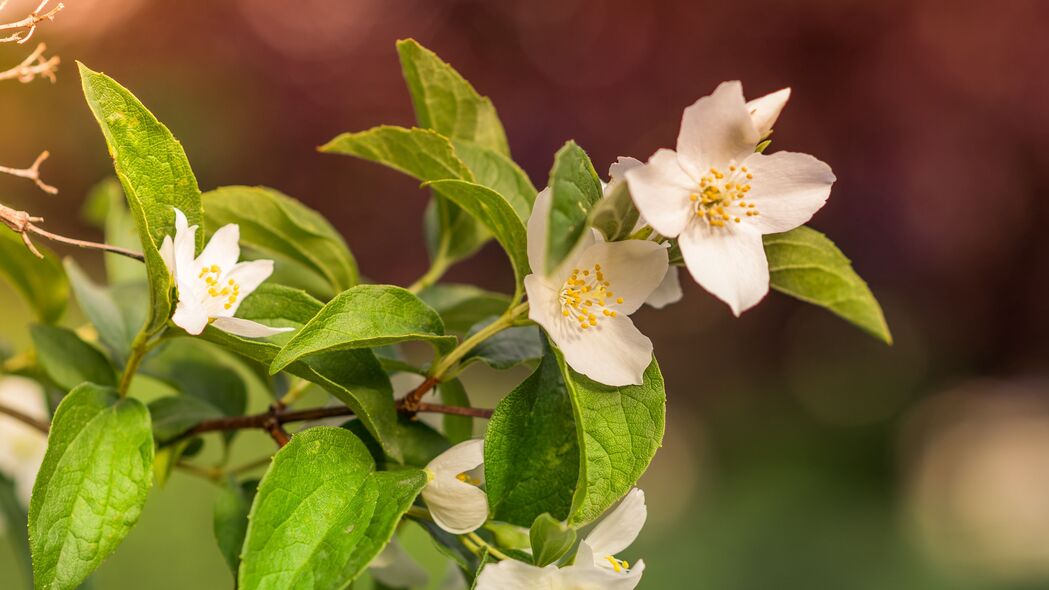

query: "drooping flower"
(474, 488), (648, 590)
(369, 540), (429, 588)
(626, 81), (835, 315)
(524, 189), (668, 386)
(159, 208), (293, 338)
(422, 439), (488, 534)
(0, 377), (49, 510)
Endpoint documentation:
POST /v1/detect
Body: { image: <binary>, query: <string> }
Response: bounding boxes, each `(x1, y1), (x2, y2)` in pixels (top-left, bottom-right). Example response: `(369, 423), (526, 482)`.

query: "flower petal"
(625, 149), (696, 238)
(557, 560), (645, 590)
(210, 317), (293, 338)
(172, 299), (210, 335)
(584, 488), (648, 560)
(741, 151), (835, 234)
(196, 223), (241, 275)
(679, 222), (769, 316)
(572, 240), (668, 315)
(746, 87), (791, 138)
(172, 209), (197, 280)
(608, 156), (643, 184)
(475, 559), (558, 590)
(220, 259), (276, 315)
(645, 266), (683, 309)
(427, 439), (484, 476)
(422, 477), (489, 534)
(370, 541), (430, 589)
(527, 187), (552, 275)
(159, 235), (174, 276)
(557, 315), (653, 387)
(676, 81), (759, 175)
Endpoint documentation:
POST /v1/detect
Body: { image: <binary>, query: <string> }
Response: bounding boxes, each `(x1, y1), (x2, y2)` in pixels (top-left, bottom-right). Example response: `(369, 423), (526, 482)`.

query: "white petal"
(584, 488), (648, 560)
(427, 439), (484, 476)
(679, 222), (769, 316)
(210, 317), (293, 338)
(572, 240), (668, 315)
(218, 259), (275, 315)
(370, 541), (429, 588)
(422, 477), (489, 534)
(159, 235), (175, 276)
(625, 149), (696, 238)
(645, 266), (683, 309)
(746, 87), (791, 138)
(524, 274), (563, 336)
(172, 299), (210, 335)
(196, 223), (241, 275)
(557, 561), (645, 590)
(557, 315), (653, 387)
(527, 187), (553, 275)
(475, 560), (558, 590)
(676, 81), (759, 176)
(741, 151), (835, 234)
(607, 156), (643, 184)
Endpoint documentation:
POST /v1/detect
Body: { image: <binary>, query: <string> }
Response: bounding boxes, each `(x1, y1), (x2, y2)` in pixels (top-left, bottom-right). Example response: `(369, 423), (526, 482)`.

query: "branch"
(396, 375), (438, 413)
(0, 0), (64, 44)
(0, 150), (57, 194)
(0, 200), (145, 260)
(0, 401), (49, 434)
(0, 42), (58, 83)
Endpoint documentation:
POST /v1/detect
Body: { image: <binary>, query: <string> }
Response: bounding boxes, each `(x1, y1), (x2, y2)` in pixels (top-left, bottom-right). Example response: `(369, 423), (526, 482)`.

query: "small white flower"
(369, 540), (429, 588)
(626, 81), (834, 315)
(525, 189), (668, 386)
(422, 439), (488, 534)
(159, 208), (293, 338)
(0, 377), (49, 510)
(475, 488), (648, 590)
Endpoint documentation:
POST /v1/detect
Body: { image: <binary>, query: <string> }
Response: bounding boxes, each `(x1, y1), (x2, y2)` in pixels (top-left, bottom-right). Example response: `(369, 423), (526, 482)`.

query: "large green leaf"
(764, 226), (891, 344)
(28, 383), (154, 590)
(203, 186), (358, 297)
(484, 353), (579, 527)
(79, 63), (203, 334)
(451, 139), (535, 221)
(197, 284), (400, 461)
(238, 427), (426, 590)
(0, 229), (67, 324)
(321, 125), (472, 182)
(545, 141), (602, 274)
(269, 285), (455, 374)
(395, 39), (509, 156)
(213, 478), (259, 576)
(417, 284), (512, 333)
(554, 351), (665, 526)
(425, 180), (531, 301)
(29, 325), (116, 391)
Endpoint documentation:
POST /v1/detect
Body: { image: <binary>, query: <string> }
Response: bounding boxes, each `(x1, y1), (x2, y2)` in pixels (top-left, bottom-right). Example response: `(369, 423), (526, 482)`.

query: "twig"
(0, 43), (58, 83)
(0, 0), (64, 44)
(0, 402), (49, 434)
(396, 375), (438, 413)
(416, 401), (492, 418)
(0, 200), (145, 260)
(0, 151), (57, 194)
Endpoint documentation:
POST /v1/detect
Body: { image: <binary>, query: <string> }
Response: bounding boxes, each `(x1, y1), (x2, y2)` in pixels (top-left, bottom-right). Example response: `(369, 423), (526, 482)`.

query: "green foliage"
(203, 186), (359, 298)
(437, 378), (472, 444)
(238, 427), (427, 590)
(545, 141), (603, 275)
(588, 178), (640, 241)
(0, 474), (32, 583)
(269, 284), (456, 374)
(29, 383), (154, 590)
(0, 229), (68, 324)
(529, 513), (577, 567)
(213, 478), (259, 576)
(148, 395), (223, 444)
(765, 226), (892, 344)
(461, 318), (544, 370)
(450, 139), (536, 221)
(417, 284), (511, 333)
(29, 325), (116, 391)
(485, 353), (580, 526)
(79, 63), (203, 335)
(142, 339), (248, 423)
(82, 178), (143, 285)
(321, 125), (472, 181)
(63, 259), (141, 364)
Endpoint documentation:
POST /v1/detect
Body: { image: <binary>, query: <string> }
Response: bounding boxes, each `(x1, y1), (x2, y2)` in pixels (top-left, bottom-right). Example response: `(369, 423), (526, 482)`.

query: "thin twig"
(0, 200), (145, 260)
(416, 402), (492, 418)
(396, 375), (438, 413)
(0, 402), (49, 434)
(0, 0), (64, 44)
(0, 43), (58, 83)
(0, 151), (57, 194)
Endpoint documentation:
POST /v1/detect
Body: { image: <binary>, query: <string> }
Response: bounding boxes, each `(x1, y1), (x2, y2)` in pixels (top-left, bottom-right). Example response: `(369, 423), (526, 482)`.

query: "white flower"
(626, 81), (834, 315)
(422, 439), (488, 534)
(0, 377), (49, 510)
(524, 189), (668, 386)
(159, 208), (293, 338)
(475, 488), (648, 590)
(369, 540), (429, 588)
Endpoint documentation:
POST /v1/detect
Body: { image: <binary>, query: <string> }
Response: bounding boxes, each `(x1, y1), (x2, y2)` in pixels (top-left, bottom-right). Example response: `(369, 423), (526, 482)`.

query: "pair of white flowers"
(0, 377), (49, 533)
(526, 82), (834, 386)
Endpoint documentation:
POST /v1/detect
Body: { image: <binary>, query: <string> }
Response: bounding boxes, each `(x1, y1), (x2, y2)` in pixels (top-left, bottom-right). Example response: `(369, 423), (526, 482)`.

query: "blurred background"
(2, 0), (1049, 588)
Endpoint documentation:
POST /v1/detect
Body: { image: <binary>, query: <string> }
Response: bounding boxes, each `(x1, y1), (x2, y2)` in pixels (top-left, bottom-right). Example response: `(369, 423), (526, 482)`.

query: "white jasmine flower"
(525, 189), (668, 386)
(422, 439), (488, 534)
(159, 208), (293, 338)
(626, 81), (835, 315)
(369, 540), (429, 588)
(0, 377), (49, 510)
(475, 488), (648, 590)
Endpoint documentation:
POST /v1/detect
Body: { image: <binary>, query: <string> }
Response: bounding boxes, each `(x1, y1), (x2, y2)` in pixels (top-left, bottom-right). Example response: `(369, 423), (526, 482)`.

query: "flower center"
(690, 164), (760, 228)
(605, 555), (631, 573)
(456, 472), (482, 486)
(197, 264), (241, 310)
(559, 264), (624, 331)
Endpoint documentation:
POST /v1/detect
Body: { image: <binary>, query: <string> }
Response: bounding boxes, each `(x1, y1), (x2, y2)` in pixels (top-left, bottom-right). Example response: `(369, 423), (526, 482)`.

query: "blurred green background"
(2, 0), (1049, 588)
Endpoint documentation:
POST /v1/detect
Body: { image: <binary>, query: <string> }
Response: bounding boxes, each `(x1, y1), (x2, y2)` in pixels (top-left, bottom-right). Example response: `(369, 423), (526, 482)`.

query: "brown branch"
(416, 402), (493, 419)
(0, 0), (64, 44)
(0, 402), (49, 434)
(0, 150), (57, 194)
(0, 43), (58, 83)
(396, 375), (438, 413)
(0, 200), (145, 260)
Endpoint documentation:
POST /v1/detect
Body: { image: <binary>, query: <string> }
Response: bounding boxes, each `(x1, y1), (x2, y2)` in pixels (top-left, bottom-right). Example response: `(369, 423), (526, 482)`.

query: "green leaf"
(203, 186), (359, 297)
(269, 285), (455, 374)
(416, 284), (511, 334)
(555, 352), (666, 526)
(148, 395), (223, 444)
(238, 427), (427, 590)
(142, 339), (248, 422)
(29, 383), (154, 590)
(437, 379), (472, 444)
(587, 180), (640, 241)
(425, 180), (531, 301)
(341, 414), (451, 469)
(197, 284), (401, 462)
(29, 325), (116, 391)
(451, 140), (536, 221)
(529, 513), (577, 567)
(214, 478), (259, 576)
(0, 474), (32, 584)
(396, 39), (510, 156)
(764, 226), (892, 344)
(63, 259), (135, 363)
(545, 141), (603, 274)
(0, 229), (68, 324)
(461, 318), (543, 370)
(484, 353), (579, 527)
(79, 63), (203, 334)
(82, 178), (143, 285)
(321, 125), (472, 182)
